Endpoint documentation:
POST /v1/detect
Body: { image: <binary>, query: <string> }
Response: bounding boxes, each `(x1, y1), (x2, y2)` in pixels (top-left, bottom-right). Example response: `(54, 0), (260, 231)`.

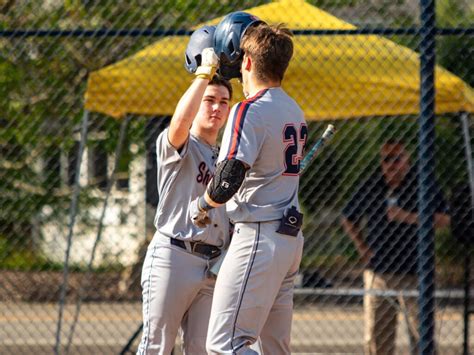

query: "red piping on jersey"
(226, 89), (268, 160)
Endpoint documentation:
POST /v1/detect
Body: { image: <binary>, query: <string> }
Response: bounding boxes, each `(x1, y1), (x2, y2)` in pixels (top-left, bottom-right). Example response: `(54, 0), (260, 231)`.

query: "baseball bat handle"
(300, 124), (336, 173)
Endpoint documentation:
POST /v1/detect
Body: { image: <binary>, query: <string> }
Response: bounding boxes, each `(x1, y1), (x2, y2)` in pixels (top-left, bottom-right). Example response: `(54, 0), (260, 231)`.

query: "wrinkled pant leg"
(364, 270), (398, 355)
(394, 274), (419, 355)
(181, 277), (215, 355)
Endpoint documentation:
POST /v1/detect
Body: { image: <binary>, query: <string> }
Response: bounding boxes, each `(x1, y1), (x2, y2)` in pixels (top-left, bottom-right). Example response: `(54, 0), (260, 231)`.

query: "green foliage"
(438, 35), (474, 87)
(436, 0), (473, 27)
(436, 0), (474, 86)
(0, 236), (61, 270)
(435, 117), (471, 188)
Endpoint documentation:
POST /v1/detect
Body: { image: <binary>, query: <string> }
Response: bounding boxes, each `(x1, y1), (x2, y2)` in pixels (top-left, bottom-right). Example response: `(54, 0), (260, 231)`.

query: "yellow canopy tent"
(84, 0), (474, 120)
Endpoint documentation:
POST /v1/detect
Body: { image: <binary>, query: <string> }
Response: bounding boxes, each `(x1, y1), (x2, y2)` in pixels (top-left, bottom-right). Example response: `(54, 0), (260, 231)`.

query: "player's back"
(221, 87), (307, 223)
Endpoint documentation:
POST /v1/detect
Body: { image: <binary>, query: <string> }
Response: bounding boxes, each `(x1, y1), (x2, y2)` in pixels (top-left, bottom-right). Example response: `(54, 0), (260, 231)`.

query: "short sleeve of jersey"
(156, 127), (189, 165)
(218, 102), (265, 167)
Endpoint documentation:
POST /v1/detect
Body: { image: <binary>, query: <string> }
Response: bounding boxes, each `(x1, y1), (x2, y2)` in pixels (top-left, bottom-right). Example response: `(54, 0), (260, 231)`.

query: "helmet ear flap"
(185, 53), (192, 67)
(227, 31), (240, 60)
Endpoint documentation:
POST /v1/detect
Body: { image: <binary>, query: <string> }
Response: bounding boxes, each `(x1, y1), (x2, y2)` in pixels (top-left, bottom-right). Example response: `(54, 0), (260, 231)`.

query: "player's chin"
(208, 117), (224, 128)
(209, 115), (222, 122)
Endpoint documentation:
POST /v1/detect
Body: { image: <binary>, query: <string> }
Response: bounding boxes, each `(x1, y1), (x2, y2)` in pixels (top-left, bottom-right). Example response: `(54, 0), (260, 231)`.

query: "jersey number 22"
(283, 123), (308, 175)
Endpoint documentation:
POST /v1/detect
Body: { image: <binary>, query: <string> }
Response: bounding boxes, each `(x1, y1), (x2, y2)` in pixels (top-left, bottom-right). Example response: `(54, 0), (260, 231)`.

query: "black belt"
(170, 238), (221, 259)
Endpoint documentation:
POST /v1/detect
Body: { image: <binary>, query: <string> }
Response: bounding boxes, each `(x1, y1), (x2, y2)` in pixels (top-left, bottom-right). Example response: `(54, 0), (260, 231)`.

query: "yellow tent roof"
(84, 0), (474, 119)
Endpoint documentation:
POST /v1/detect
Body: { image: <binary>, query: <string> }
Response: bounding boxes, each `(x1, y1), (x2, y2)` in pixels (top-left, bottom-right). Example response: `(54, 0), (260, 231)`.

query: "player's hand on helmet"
(190, 197), (212, 228)
(195, 48), (219, 80)
(202, 47), (219, 67)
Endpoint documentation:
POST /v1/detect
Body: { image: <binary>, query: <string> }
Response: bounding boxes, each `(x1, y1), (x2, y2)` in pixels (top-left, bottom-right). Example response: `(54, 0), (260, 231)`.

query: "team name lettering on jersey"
(196, 161), (214, 186)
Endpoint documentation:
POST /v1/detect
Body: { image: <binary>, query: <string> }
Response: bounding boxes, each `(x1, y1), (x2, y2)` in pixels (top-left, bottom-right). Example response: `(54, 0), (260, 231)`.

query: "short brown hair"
(241, 23), (294, 82)
(209, 74), (233, 100)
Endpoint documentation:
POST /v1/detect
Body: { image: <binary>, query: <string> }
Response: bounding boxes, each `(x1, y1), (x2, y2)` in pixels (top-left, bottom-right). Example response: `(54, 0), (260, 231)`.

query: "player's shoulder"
(267, 87), (303, 110)
(245, 88), (270, 103)
(156, 127), (169, 145)
(227, 104), (262, 132)
(230, 94), (265, 119)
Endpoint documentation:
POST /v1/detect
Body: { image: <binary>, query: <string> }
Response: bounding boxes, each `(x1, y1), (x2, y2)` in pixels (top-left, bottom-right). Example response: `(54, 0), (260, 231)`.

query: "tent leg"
(55, 110), (90, 355)
(461, 112), (474, 355)
(460, 112), (474, 213)
(65, 115), (131, 353)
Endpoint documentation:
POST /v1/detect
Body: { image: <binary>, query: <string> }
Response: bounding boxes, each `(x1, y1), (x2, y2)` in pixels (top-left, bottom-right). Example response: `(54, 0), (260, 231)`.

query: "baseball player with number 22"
(137, 26), (234, 354)
(190, 12), (308, 355)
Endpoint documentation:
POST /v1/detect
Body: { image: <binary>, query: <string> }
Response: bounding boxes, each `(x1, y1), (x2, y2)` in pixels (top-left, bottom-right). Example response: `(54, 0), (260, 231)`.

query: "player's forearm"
(169, 78), (209, 148)
(195, 193), (223, 216)
(387, 206), (418, 225)
(197, 159), (247, 212)
(388, 206), (451, 228)
(204, 192), (223, 208)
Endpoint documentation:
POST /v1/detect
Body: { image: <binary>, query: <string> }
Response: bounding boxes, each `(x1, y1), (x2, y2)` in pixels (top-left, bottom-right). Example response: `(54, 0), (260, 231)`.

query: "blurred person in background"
(341, 139), (450, 355)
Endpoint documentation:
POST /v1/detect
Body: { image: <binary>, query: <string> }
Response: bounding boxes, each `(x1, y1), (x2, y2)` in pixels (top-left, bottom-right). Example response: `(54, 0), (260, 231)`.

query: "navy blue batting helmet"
(185, 25), (216, 74)
(213, 11), (263, 79)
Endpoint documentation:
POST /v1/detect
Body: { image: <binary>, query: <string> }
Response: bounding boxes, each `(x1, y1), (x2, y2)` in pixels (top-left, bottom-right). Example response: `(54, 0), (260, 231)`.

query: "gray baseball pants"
(206, 220), (304, 355)
(137, 232), (218, 355)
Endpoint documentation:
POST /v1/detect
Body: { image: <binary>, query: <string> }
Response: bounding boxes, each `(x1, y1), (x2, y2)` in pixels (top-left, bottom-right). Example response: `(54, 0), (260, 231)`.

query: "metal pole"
(460, 112), (474, 355)
(55, 110), (89, 355)
(460, 113), (474, 216)
(65, 115), (131, 354)
(418, 1), (437, 354)
(119, 323), (143, 355)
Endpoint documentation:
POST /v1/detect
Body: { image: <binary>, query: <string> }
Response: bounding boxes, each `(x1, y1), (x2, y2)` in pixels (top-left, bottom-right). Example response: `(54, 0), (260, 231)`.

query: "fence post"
(418, 0), (437, 354)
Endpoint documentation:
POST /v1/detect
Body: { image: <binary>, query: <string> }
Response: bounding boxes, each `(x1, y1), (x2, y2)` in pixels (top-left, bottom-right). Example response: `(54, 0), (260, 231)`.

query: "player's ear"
(243, 54), (251, 71)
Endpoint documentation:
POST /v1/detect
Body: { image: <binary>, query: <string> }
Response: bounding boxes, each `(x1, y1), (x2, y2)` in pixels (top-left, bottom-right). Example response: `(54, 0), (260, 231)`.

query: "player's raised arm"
(168, 28), (219, 150)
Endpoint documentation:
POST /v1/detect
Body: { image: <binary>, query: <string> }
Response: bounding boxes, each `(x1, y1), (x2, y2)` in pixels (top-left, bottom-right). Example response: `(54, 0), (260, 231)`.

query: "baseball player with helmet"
(137, 26), (233, 354)
(190, 12), (308, 354)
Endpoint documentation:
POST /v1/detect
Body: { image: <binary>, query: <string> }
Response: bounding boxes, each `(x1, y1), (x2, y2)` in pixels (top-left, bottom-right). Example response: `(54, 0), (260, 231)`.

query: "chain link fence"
(1, 0), (473, 354)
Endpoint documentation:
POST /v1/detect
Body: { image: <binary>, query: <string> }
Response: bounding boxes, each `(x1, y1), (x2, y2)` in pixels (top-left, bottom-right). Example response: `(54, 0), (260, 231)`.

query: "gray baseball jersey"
(138, 129), (230, 354)
(154, 128), (229, 246)
(218, 87), (307, 223)
(208, 87), (307, 354)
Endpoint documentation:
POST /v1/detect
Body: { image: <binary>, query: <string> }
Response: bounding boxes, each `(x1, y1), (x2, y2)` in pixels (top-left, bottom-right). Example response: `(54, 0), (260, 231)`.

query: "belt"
(170, 238), (221, 259)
